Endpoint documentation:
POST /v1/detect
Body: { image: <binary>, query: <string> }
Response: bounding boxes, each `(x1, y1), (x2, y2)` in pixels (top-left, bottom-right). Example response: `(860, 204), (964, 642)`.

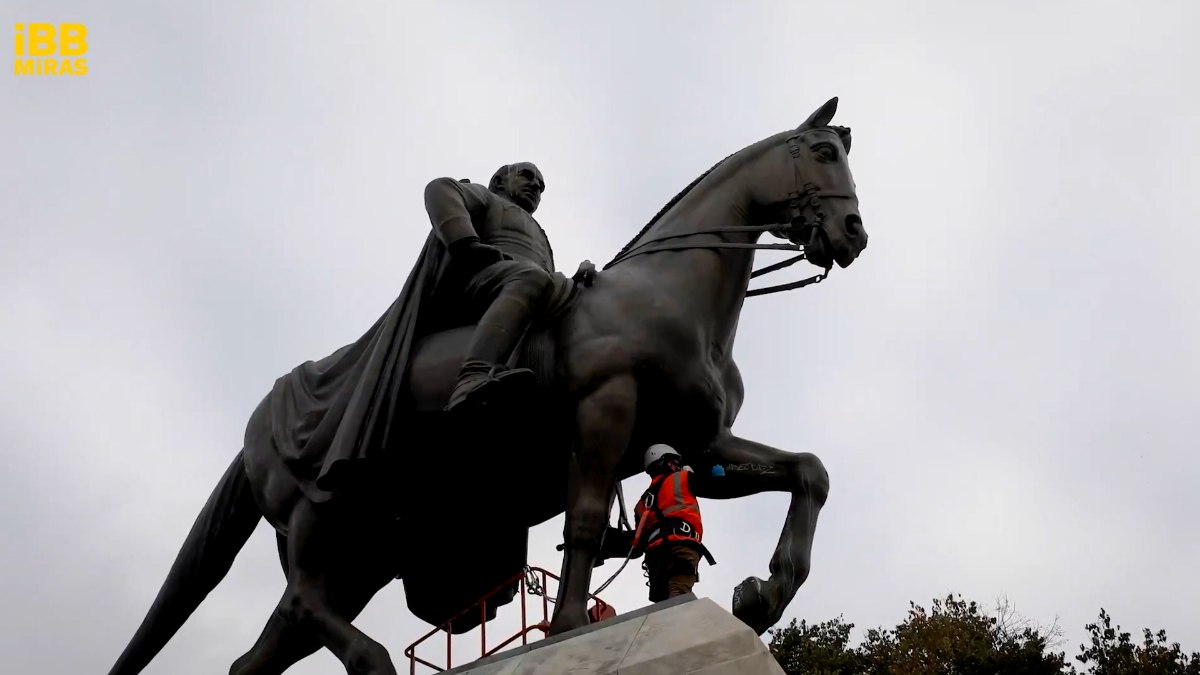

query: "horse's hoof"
(731, 577), (772, 635)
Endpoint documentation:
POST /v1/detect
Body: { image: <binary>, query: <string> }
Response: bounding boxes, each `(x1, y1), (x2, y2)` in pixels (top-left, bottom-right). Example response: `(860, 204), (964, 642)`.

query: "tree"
(862, 595), (1069, 674)
(769, 594), (1135, 674)
(768, 615), (862, 675)
(1074, 608), (1200, 675)
(769, 597), (1200, 674)
(768, 594), (1069, 674)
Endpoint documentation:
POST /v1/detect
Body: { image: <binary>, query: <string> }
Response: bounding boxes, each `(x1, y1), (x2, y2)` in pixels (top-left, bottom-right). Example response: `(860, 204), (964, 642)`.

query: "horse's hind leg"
(700, 431), (830, 635)
(229, 608), (318, 675)
(230, 559), (394, 675)
(234, 499), (400, 675)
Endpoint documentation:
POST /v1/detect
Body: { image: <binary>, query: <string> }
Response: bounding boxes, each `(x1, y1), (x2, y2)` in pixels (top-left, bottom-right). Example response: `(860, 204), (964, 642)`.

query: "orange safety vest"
(633, 470), (704, 551)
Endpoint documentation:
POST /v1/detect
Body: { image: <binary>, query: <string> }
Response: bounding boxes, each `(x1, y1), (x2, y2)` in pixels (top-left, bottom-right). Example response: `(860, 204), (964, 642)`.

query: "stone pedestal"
(442, 594), (784, 674)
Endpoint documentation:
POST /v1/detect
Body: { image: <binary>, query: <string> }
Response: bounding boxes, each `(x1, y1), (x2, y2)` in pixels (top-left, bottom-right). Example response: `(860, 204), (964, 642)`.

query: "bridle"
(603, 128), (857, 297)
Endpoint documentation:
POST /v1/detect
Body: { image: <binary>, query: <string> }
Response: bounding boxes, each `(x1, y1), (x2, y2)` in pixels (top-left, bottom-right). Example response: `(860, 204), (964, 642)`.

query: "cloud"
(2, 1), (1198, 673)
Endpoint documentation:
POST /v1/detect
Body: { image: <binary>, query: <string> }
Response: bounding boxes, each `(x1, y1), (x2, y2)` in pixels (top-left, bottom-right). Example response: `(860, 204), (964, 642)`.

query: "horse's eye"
(814, 145), (838, 162)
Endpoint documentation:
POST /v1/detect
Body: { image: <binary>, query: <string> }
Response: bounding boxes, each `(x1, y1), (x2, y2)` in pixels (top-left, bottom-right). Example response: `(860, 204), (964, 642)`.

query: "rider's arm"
(423, 177), (487, 246)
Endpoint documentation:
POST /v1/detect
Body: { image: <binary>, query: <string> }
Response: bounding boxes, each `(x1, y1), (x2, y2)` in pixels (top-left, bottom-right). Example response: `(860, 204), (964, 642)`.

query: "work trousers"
(644, 542), (702, 602)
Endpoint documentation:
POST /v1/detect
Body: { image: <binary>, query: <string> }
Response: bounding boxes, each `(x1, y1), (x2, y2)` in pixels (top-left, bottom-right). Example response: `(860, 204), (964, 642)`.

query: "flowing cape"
(244, 232), (448, 503)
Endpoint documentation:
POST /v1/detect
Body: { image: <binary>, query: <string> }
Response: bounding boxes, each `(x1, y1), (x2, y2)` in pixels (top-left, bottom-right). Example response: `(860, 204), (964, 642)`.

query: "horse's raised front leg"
(699, 431), (830, 635)
(548, 374), (637, 636)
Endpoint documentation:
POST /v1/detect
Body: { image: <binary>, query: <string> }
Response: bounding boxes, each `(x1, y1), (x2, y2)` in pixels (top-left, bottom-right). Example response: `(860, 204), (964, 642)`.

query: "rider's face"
(502, 163), (545, 214)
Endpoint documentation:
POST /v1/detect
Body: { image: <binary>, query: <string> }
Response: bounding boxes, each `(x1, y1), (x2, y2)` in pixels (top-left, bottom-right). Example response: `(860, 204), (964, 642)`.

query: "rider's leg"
(445, 261), (552, 412)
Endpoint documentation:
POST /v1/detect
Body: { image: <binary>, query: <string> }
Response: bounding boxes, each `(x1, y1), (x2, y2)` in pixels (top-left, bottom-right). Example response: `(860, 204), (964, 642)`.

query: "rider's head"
(643, 443), (682, 477)
(489, 162), (545, 214)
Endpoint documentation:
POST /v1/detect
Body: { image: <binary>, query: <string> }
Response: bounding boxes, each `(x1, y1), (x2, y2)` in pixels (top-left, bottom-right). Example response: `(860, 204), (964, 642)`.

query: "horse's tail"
(107, 450), (262, 675)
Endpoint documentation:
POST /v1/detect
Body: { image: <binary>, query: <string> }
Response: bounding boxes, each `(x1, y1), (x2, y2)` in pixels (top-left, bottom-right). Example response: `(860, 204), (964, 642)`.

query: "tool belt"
(645, 518), (717, 566)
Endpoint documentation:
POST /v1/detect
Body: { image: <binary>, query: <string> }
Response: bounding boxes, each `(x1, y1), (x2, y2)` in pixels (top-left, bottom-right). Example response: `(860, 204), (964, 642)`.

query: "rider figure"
(424, 162), (567, 413)
(632, 444), (717, 602)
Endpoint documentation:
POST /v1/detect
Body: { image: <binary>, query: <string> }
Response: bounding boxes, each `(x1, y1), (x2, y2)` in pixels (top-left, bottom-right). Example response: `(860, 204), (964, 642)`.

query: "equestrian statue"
(105, 97), (869, 675)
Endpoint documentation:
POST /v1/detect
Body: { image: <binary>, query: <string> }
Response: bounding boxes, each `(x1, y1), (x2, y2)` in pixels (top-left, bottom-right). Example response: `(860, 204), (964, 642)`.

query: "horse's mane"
(603, 150), (736, 269)
(602, 123), (850, 269)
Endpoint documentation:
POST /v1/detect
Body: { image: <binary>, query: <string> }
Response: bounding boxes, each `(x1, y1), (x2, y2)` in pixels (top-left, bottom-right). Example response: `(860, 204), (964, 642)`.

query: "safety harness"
(635, 473), (717, 566)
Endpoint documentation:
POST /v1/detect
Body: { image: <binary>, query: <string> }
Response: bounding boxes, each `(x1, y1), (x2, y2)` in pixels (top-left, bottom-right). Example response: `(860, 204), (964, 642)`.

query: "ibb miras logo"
(14, 23), (88, 76)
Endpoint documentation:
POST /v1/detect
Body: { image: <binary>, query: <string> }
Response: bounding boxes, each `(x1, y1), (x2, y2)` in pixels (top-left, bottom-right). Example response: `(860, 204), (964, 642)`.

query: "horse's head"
(747, 97), (867, 269)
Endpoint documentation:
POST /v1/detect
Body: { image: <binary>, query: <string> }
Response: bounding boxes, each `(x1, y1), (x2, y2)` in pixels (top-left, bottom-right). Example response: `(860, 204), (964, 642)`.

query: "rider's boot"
(444, 286), (540, 414)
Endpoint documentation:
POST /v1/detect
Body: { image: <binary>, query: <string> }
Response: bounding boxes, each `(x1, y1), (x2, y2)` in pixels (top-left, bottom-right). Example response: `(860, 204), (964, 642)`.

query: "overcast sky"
(3, 1), (1198, 673)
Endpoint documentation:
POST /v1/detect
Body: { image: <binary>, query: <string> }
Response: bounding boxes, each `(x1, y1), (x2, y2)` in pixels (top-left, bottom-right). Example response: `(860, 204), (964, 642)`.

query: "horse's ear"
(799, 96), (838, 130)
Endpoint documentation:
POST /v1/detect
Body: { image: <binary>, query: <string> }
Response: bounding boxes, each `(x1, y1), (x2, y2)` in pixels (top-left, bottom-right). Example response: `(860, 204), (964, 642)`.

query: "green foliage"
(855, 595), (1068, 675)
(767, 595), (1198, 675)
(768, 616), (860, 675)
(1074, 608), (1200, 675)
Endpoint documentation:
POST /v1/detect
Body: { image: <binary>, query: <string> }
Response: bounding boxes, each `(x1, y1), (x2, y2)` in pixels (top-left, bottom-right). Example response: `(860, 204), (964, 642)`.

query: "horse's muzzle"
(834, 213), (867, 267)
(804, 227), (834, 269)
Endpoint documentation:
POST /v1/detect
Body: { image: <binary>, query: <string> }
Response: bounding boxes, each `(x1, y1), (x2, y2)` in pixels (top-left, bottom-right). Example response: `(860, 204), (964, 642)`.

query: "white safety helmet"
(643, 443), (682, 471)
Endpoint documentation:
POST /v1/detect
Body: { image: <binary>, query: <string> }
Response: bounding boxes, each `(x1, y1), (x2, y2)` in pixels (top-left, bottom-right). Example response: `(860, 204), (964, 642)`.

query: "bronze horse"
(106, 97), (867, 675)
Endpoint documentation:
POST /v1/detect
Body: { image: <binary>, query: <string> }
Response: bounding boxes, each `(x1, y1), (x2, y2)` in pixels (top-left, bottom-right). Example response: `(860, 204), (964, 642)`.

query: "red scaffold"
(403, 566), (616, 673)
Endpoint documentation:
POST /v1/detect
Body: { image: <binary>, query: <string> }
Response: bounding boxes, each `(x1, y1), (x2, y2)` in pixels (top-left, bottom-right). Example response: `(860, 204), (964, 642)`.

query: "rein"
(601, 130), (854, 298)
(603, 224), (829, 297)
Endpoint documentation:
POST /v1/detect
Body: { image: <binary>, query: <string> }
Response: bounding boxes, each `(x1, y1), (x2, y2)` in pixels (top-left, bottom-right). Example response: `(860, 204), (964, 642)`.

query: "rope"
(537, 486), (642, 600)
(591, 514), (649, 596)
(591, 554), (633, 596)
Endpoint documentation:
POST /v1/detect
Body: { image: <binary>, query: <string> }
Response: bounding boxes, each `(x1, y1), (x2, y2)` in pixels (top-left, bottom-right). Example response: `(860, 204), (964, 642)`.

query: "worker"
(631, 443), (717, 602)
